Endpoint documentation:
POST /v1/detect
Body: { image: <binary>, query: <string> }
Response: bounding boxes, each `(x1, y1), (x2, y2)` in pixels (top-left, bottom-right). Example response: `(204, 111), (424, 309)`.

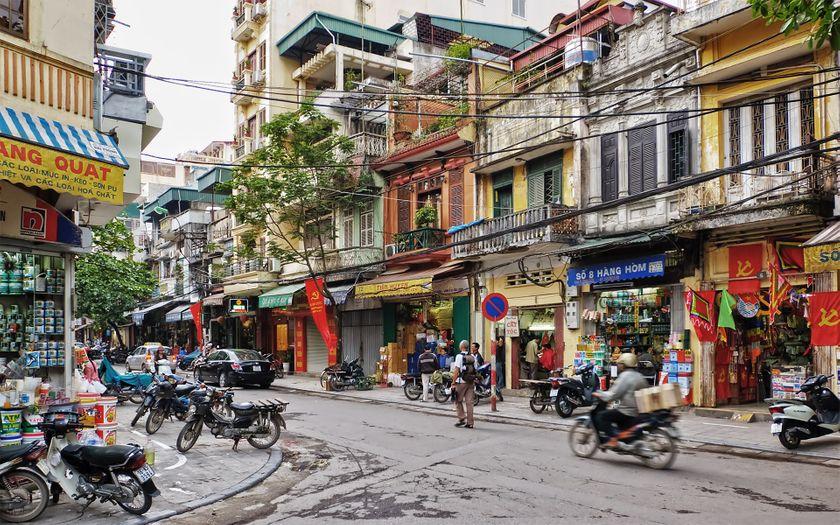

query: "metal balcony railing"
(346, 132), (387, 158)
(224, 257), (272, 278)
(452, 204), (579, 258)
(392, 228), (446, 255)
(96, 45), (149, 97)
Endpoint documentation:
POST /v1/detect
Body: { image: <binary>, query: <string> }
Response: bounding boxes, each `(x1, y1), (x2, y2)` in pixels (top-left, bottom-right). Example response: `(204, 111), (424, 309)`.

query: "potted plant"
(415, 203), (438, 229)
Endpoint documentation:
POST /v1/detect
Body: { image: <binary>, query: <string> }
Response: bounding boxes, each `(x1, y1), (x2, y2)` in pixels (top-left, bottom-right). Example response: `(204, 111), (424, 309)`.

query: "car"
(126, 344), (174, 372)
(195, 349), (275, 388)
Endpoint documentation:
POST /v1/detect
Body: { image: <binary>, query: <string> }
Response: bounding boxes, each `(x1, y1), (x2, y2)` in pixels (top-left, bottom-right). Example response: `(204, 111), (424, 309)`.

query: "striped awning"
(0, 105), (128, 168)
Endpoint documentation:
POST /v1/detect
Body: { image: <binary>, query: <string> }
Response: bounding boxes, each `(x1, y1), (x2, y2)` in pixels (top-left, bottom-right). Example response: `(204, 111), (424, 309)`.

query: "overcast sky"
(107, 0), (234, 159)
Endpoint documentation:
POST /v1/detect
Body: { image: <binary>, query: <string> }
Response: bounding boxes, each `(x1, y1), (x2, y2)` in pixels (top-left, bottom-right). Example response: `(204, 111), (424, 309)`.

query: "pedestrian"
(524, 335), (540, 380)
(452, 340), (477, 429)
(418, 343), (439, 402)
(495, 336), (506, 389)
(470, 342), (484, 367)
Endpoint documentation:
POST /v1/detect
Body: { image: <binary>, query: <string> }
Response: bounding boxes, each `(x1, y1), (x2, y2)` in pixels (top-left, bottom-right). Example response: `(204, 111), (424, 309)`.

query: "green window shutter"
(551, 166), (563, 203)
(527, 172), (545, 207)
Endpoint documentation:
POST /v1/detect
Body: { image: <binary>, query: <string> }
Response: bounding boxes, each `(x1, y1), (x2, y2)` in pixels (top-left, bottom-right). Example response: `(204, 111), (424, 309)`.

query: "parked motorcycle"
(99, 357), (151, 405)
(402, 373), (424, 400)
(176, 387), (287, 452)
(568, 399), (680, 469)
(145, 377), (196, 435)
(527, 374), (566, 413)
(768, 374), (840, 449)
(37, 410), (159, 515)
(473, 363), (503, 404)
(320, 359), (372, 391)
(431, 369), (453, 403)
(0, 441), (49, 522)
(555, 363), (599, 418)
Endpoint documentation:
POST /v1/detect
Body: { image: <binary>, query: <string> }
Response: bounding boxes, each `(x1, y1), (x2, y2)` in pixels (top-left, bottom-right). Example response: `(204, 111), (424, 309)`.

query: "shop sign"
(355, 277), (431, 299)
(0, 181), (82, 246)
(228, 298), (250, 314)
(503, 316), (519, 337)
(804, 242), (840, 273)
(0, 136), (124, 205)
(567, 254), (666, 286)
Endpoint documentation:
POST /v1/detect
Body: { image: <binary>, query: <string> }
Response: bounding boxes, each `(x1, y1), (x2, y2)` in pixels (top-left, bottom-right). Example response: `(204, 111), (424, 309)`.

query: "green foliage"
(343, 69), (360, 91)
(93, 219), (135, 253)
(426, 101), (469, 134)
(748, 0), (840, 50)
(415, 203), (438, 228)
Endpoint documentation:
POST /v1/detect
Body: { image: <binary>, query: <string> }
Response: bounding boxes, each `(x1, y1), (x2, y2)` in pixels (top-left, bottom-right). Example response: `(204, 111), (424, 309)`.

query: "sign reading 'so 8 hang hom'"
(804, 242), (840, 273)
(567, 254), (666, 286)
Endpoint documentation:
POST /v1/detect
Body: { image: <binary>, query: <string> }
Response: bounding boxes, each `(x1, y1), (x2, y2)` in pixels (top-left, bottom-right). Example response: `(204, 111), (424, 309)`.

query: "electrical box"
(565, 300), (579, 330)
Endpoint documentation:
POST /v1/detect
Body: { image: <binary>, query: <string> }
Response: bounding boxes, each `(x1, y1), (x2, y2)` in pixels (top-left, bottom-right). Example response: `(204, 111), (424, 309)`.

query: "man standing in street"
(470, 342), (484, 367)
(495, 336), (506, 389)
(418, 343), (439, 402)
(452, 340), (476, 428)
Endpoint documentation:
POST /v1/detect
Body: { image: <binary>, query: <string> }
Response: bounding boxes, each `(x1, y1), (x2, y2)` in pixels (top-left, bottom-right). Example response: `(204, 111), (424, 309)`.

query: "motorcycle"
(527, 373), (566, 414)
(554, 363), (599, 418)
(262, 353), (285, 380)
(0, 441), (49, 522)
(568, 398), (680, 470)
(402, 373), (424, 401)
(473, 363), (503, 404)
(768, 374), (840, 450)
(320, 358), (372, 391)
(99, 357), (152, 405)
(144, 376), (196, 435)
(176, 387), (287, 453)
(37, 410), (159, 515)
(431, 369), (453, 403)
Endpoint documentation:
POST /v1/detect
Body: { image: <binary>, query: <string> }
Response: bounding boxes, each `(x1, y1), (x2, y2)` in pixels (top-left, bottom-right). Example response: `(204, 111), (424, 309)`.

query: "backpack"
(460, 354), (477, 383)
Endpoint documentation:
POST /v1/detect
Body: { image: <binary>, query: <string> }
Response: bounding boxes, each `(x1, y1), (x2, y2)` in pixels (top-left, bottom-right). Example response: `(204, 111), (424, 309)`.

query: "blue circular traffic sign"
(482, 293), (509, 322)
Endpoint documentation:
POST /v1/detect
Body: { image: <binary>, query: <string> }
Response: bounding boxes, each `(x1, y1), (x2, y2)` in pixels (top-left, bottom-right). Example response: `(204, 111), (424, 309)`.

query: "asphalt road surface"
(165, 388), (840, 524)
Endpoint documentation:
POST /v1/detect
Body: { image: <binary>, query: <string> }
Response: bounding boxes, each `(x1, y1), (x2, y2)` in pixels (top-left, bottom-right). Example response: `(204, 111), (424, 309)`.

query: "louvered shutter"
(551, 167), (562, 203)
(628, 132), (643, 196)
(449, 167), (464, 226)
(601, 134), (618, 202)
(527, 172), (545, 207)
(397, 186), (411, 232)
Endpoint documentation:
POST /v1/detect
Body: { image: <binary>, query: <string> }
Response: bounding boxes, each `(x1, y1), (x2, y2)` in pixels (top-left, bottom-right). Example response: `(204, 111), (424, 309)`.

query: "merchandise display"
(598, 288), (672, 361)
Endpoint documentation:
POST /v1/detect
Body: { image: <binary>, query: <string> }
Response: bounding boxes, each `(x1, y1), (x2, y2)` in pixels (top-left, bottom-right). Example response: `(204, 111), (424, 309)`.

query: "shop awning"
(202, 292), (226, 307)
(258, 283), (305, 309)
(164, 303), (192, 323)
(325, 284), (354, 306)
(804, 221), (840, 246)
(355, 262), (465, 300)
(0, 104), (128, 205)
(128, 299), (179, 325)
(803, 221), (840, 273)
(558, 232), (667, 257)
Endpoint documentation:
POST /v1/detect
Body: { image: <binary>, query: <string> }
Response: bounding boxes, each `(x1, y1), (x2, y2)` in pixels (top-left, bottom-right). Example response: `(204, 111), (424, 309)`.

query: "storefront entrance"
(341, 309), (383, 375)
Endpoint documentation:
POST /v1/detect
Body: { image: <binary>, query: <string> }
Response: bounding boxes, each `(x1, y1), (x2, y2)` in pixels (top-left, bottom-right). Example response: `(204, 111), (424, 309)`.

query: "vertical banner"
(294, 317), (306, 373)
(305, 278), (338, 366)
(189, 302), (203, 348)
(809, 292), (840, 346)
(773, 240), (805, 274)
(685, 289), (717, 342)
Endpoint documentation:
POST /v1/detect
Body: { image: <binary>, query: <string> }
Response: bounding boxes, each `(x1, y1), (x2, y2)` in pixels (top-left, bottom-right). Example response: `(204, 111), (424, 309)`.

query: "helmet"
(615, 353), (638, 368)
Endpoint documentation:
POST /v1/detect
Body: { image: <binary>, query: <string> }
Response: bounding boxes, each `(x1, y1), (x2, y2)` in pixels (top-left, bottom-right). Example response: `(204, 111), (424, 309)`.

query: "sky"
(106, 0), (234, 158)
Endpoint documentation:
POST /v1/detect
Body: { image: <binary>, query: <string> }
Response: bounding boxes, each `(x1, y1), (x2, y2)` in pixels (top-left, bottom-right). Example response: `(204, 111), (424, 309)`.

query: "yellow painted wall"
(512, 165), (528, 212)
(562, 148), (575, 207)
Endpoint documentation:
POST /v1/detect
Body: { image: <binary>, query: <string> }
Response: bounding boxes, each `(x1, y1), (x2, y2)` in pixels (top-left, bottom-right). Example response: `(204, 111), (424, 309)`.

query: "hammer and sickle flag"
(809, 292), (840, 346)
(728, 244), (763, 294)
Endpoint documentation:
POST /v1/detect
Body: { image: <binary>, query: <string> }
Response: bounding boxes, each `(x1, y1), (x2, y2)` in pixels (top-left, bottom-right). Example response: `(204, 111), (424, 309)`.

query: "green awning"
(558, 233), (668, 257)
(196, 167), (233, 194)
(258, 283), (305, 309)
(142, 187), (228, 220)
(277, 11), (407, 58)
(426, 15), (544, 52)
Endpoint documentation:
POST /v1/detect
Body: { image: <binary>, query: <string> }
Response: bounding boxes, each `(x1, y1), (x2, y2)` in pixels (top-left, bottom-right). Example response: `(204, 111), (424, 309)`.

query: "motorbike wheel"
(0, 470), (49, 523)
(145, 408), (166, 435)
(404, 381), (422, 401)
(320, 371), (329, 389)
(247, 415), (283, 449)
(568, 420), (599, 458)
(433, 384), (450, 403)
(129, 389), (144, 405)
(529, 394), (547, 414)
(131, 405), (148, 427)
(555, 394), (575, 418)
(329, 376), (346, 392)
(114, 473), (152, 515)
(219, 372), (231, 388)
(176, 419), (203, 453)
(639, 429), (678, 470)
(778, 423), (802, 450)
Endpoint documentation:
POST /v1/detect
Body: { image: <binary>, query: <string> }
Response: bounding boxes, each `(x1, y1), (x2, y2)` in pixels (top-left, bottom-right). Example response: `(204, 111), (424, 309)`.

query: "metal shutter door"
(306, 320), (329, 374)
(340, 310), (382, 375)
(340, 311), (363, 365)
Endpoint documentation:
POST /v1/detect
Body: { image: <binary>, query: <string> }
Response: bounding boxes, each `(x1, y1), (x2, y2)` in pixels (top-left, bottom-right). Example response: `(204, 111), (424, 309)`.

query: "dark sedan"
(195, 349), (275, 388)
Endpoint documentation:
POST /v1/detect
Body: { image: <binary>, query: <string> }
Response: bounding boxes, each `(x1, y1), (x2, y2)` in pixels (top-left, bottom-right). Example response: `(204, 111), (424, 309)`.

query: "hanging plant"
(415, 204), (438, 229)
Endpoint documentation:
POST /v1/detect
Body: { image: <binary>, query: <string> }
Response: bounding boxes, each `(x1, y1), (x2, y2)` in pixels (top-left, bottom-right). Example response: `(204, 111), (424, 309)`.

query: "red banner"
(774, 240), (805, 274)
(809, 292), (840, 346)
(685, 289), (717, 343)
(729, 244), (763, 279)
(189, 302), (203, 348)
(294, 317), (306, 373)
(306, 278), (338, 366)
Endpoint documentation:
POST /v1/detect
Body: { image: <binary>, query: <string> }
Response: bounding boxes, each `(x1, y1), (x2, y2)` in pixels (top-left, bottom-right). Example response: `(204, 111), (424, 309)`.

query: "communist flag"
(728, 244), (763, 294)
(810, 292), (840, 346)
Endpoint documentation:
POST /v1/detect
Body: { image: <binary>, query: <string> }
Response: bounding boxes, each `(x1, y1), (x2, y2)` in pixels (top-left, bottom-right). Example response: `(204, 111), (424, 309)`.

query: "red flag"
(189, 302), (203, 348)
(729, 244), (763, 279)
(685, 289), (717, 342)
(809, 292), (840, 346)
(774, 240), (805, 274)
(305, 278), (338, 366)
(768, 264), (791, 324)
(728, 278), (761, 295)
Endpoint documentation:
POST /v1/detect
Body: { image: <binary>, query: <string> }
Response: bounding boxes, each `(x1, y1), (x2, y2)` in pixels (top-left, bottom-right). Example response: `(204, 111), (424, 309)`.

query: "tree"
(748, 0), (840, 50)
(224, 106), (369, 358)
(76, 219), (156, 346)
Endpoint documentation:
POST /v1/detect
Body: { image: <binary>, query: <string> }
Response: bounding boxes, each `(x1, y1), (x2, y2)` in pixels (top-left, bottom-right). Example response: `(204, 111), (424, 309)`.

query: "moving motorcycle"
(176, 387), (287, 452)
(568, 398), (680, 469)
(320, 358), (372, 391)
(145, 377), (196, 435)
(768, 374), (840, 450)
(555, 363), (599, 418)
(37, 410), (159, 515)
(0, 442), (49, 522)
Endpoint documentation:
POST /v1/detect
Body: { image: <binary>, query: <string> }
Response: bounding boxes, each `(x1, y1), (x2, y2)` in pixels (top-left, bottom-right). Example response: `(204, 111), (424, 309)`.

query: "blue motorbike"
(144, 376), (197, 435)
(99, 356), (153, 405)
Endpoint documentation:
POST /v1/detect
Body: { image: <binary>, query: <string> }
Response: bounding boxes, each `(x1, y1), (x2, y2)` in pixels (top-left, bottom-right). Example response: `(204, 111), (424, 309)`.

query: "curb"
(274, 384), (840, 467)
(127, 447), (285, 524)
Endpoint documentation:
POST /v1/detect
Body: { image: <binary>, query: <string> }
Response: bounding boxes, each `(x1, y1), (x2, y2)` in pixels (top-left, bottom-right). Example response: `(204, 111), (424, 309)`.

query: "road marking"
(153, 439), (172, 450)
(701, 422), (750, 429)
(164, 454), (187, 471)
(169, 487), (195, 495)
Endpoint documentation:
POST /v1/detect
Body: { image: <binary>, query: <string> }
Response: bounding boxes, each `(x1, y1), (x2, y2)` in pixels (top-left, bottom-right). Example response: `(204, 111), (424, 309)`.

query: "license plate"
(549, 388), (559, 397)
(257, 365), (264, 372)
(770, 422), (782, 435)
(134, 464), (155, 483)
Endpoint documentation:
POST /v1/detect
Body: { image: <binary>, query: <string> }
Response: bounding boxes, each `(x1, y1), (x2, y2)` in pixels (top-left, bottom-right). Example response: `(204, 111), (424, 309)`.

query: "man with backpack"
(418, 343), (439, 402)
(452, 340), (476, 428)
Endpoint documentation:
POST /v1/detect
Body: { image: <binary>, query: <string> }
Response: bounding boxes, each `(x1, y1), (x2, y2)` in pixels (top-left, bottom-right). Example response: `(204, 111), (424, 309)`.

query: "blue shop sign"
(568, 254), (666, 286)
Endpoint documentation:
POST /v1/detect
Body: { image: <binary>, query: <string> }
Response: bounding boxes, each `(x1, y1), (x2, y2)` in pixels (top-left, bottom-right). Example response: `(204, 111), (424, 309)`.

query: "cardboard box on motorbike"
(635, 383), (683, 414)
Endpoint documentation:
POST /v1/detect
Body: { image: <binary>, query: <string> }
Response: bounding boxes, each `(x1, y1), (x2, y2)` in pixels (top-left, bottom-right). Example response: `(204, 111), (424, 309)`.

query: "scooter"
(473, 363), (503, 404)
(768, 374), (840, 450)
(0, 442), (49, 522)
(554, 363), (599, 418)
(144, 376), (196, 435)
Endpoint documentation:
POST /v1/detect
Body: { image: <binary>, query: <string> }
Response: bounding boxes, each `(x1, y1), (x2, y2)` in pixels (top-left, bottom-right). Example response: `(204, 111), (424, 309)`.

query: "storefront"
(258, 284), (304, 371)
(225, 297), (257, 349)
(163, 303), (196, 349)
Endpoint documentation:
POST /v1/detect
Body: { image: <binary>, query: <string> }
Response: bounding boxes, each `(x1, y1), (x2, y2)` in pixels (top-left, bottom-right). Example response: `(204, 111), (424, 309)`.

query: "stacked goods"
(635, 383), (684, 413)
(662, 349), (693, 398)
(0, 407), (23, 446)
(573, 336), (608, 377)
(21, 410), (43, 444)
(385, 343), (407, 375)
(95, 396), (118, 444)
(771, 367), (807, 400)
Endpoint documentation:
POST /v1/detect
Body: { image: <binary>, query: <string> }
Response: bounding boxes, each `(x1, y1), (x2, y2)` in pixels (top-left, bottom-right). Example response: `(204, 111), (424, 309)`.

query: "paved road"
(165, 390), (840, 524)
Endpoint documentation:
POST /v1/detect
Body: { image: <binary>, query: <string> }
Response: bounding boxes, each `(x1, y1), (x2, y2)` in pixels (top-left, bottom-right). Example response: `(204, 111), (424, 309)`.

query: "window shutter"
(527, 171), (545, 207)
(642, 137), (657, 191)
(551, 167), (562, 203)
(601, 134), (618, 202)
(628, 139), (643, 195)
(449, 167), (464, 226)
(397, 186), (411, 233)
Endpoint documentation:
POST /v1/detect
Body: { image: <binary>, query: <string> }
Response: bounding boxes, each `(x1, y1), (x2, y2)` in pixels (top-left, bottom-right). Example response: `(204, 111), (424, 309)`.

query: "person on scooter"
(593, 352), (648, 447)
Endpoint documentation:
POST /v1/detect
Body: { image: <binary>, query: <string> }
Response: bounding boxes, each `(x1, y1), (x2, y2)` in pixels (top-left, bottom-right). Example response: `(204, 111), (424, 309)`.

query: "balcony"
(223, 257), (273, 279)
(344, 132), (387, 159)
(673, 0), (752, 43)
(391, 228), (446, 256)
(209, 216), (232, 243)
(231, 2), (265, 43)
(313, 246), (383, 274)
(452, 204), (579, 259)
(159, 209), (211, 240)
(230, 69), (263, 105)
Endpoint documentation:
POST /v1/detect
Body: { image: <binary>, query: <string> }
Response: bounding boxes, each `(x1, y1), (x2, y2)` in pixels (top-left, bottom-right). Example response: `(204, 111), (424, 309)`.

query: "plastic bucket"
(77, 395), (99, 428)
(95, 423), (117, 446)
(21, 432), (44, 444)
(0, 434), (22, 447)
(0, 409), (23, 435)
(21, 413), (42, 433)
(95, 397), (117, 426)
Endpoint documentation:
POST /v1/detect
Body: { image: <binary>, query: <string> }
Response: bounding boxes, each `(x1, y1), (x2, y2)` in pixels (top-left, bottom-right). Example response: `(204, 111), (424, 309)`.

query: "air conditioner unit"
(270, 258), (284, 272)
(384, 244), (397, 258)
(253, 3), (267, 19)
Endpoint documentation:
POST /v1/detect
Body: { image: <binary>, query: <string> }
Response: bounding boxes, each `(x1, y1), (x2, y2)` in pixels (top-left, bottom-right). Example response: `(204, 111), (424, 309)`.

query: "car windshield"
(231, 349), (262, 361)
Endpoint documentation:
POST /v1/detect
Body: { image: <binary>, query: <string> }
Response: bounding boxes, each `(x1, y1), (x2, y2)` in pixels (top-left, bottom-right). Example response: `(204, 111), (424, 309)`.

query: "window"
(775, 94), (789, 172)
(257, 42), (266, 71)
(512, 0), (526, 18)
(304, 218), (335, 251)
(667, 111), (690, 182)
(751, 102), (765, 175)
(418, 191), (442, 228)
(628, 123), (657, 195)
(360, 202), (374, 247)
(0, 0), (26, 39)
(526, 152), (563, 207)
(799, 87), (816, 172)
(601, 134), (618, 202)
(343, 211), (354, 248)
(493, 170), (514, 217)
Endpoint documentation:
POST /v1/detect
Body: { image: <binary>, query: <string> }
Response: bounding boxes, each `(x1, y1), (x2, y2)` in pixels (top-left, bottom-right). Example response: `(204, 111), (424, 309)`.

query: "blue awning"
(0, 105), (128, 168)
(128, 299), (179, 325)
(164, 303), (192, 323)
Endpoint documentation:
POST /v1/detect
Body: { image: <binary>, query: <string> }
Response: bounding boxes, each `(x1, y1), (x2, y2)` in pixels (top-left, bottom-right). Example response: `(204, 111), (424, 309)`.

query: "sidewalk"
(274, 375), (840, 466)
